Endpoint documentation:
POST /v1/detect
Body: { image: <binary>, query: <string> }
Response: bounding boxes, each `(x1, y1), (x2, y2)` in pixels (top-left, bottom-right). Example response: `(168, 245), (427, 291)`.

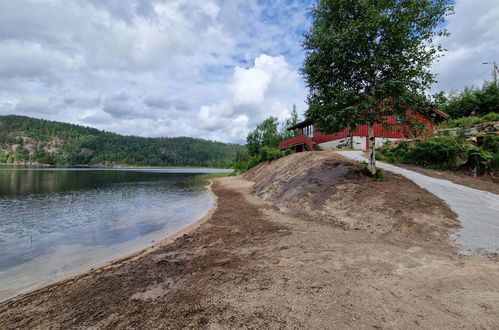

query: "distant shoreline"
(0, 165), (233, 171)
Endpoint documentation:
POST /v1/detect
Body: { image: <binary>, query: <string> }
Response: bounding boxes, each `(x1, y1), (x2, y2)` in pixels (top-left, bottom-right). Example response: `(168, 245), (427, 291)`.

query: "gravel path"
(338, 150), (499, 255)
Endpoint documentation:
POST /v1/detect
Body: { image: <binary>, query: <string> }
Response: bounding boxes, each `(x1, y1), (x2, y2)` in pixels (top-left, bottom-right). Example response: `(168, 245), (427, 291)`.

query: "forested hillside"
(0, 116), (243, 167)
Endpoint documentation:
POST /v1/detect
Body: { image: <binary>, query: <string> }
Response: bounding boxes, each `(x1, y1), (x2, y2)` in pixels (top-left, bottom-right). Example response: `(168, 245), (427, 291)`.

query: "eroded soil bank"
(1, 153), (498, 329)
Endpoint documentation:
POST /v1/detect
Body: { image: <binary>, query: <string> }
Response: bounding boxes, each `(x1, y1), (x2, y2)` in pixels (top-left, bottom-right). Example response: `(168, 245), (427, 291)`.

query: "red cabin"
(278, 109), (448, 152)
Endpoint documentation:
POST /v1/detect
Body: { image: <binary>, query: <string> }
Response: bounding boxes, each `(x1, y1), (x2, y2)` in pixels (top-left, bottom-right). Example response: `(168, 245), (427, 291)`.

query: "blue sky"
(0, 0), (498, 143)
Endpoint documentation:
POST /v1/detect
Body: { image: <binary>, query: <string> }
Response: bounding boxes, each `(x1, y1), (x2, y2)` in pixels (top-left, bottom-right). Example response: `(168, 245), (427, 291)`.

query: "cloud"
(432, 0), (499, 92)
(0, 0), (311, 143)
(196, 54), (305, 142)
(1, 0), (497, 144)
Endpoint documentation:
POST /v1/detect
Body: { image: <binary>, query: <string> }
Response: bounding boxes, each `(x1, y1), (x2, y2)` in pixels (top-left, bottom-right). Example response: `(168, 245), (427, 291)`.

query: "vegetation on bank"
(377, 97), (498, 176)
(377, 136), (499, 175)
(0, 115), (243, 167)
(221, 108), (300, 174)
(439, 112), (499, 129)
(436, 81), (499, 118)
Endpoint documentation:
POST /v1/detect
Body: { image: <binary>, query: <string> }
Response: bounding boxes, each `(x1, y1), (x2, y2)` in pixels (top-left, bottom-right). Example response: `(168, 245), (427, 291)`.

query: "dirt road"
(1, 154), (498, 329)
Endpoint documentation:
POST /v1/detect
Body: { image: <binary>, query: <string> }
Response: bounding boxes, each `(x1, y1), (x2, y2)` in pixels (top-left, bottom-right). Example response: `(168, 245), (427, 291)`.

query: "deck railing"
(278, 135), (314, 151)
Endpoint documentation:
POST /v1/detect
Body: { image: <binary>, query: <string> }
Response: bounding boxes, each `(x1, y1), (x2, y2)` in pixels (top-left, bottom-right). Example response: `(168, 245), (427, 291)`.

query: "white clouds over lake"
(0, 0), (498, 142)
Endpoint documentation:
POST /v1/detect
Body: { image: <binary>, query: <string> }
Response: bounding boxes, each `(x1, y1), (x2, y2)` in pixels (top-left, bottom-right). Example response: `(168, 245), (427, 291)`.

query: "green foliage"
(362, 166), (384, 181)
(229, 111), (300, 174)
(483, 112), (499, 122)
(466, 148), (494, 176)
(302, 0), (452, 176)
(258, 146), (283, 162)
(404, 138), (467, 169)
(280, 104), (300, 141)
(0, 115), (243, 167)
(302, 0), (453, 134)
(375, 140), (410, 163)
(439, 81), (499, 118)
(246, 117), (282, 156)
(440, 112), (499, 128)
(483, 136), (499, 154)
(378, 137), (498, 175)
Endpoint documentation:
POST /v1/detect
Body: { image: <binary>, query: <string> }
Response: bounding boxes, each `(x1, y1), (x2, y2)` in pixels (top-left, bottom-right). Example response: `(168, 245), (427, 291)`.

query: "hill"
(0, 115), (243, 167)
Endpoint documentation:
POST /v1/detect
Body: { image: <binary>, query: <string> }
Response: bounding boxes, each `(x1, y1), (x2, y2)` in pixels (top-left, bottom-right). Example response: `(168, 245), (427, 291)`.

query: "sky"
(1, 0), (498, 144)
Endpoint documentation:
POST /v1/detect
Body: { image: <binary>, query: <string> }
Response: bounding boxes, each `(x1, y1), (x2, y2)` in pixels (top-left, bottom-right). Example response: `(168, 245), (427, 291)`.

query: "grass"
(439, 112), (499, 129)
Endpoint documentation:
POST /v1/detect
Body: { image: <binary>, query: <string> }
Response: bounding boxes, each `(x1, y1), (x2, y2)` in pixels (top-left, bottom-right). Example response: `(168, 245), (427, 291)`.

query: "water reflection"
(0, 168), (220, 301)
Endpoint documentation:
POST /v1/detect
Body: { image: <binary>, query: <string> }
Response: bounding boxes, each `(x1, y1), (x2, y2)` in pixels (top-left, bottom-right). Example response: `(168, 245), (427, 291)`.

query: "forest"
(0, 115), (243, 167)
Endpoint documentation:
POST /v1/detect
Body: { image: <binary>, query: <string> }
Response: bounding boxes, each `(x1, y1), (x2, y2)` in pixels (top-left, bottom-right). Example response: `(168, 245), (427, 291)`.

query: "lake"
(0, 168), (230, 302)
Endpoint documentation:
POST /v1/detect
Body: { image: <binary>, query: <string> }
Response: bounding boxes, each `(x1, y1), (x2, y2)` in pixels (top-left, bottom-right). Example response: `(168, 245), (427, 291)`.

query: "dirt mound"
(244, 152), (458, 247)
(245, 152), (361, 213)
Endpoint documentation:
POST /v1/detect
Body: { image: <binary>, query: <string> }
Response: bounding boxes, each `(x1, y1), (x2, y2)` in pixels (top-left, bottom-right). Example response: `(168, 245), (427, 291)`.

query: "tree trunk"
(367, 123), (376, 175)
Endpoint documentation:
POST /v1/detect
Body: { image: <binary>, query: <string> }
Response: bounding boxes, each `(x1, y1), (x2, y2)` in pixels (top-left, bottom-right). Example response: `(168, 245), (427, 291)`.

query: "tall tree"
(281, 104), (301, 140)
(302, 0), (453, 174)
(246, 117), (281, 156)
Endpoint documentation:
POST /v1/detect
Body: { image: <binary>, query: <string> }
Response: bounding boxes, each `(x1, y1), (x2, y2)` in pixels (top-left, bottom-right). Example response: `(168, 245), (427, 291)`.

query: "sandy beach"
(1, 153), (498, 329)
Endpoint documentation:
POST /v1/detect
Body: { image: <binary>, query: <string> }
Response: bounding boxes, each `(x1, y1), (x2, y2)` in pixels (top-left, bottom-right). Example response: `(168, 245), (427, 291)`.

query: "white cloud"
(432, 0), (499, 92)
(196, 54), (305, 142)
(2, 0), (497, 144)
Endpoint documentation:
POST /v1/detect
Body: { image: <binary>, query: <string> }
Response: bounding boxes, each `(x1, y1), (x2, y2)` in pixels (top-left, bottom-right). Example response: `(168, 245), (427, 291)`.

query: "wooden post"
(367, 123), (376, 175)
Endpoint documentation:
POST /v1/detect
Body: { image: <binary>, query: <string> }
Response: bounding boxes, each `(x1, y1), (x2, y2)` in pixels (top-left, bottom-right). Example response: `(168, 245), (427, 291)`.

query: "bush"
(378, 136), (499, 175)
(440, 116), (483, 129)
(258, 146), (283, 162)
(482, 112), (499, 122)
(492, 153), (499, 172)
(361, 166), (384, 181)
(483, 136), (499, 154)
(466, 147), (494, 175)
(441, 81), (499, 118)
(403, 137), (468, 169)
(376, 140), (410, 163)
(439, 112), (498, 129)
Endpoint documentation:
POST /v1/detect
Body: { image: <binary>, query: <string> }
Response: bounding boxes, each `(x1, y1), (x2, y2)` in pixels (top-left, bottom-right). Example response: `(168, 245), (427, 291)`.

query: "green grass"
(439, 112), (499, 129)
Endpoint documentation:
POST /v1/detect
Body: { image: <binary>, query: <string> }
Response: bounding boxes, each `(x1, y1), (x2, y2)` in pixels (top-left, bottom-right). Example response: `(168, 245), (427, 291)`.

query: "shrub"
(361, 166), (384, 181)
(440, 112), (499, 129)
(483, 136), (499, 154)
(466, 147), (494, 175)
(376, 140), (410, 163)
(441, 81), (499, 118)
(403, 137), (468, 169)
(492, 153), (499, 172)
(378, 136), (499, 175)
(482, 112), (499, 122)
(440, 116), (482, 128)
(258, 146), (283, 162)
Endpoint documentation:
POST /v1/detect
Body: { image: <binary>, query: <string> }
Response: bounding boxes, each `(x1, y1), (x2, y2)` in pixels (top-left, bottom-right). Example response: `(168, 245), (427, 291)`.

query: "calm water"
(0, 168), (229, 302)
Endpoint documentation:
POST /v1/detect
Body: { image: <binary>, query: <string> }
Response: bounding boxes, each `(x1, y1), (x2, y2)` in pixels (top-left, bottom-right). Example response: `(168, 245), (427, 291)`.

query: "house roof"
(430, 108), (449, 119)
(287, 119), (312, 130)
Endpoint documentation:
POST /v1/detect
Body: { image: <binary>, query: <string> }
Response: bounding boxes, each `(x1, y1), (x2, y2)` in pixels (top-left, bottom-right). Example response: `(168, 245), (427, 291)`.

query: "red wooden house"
(278, 109), (448, 152)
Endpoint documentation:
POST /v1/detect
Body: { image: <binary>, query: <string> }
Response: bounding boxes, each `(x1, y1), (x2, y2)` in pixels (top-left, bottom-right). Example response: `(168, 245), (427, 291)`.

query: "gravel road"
(338, 150), (499, 255)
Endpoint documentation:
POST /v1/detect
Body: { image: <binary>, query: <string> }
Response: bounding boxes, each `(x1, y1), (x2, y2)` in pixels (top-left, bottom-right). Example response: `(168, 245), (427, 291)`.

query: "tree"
(281, 104), (301, 140)
(439, 80), (499, 118)
(302, 0), (453, 174)
(246, 117), (281, 156)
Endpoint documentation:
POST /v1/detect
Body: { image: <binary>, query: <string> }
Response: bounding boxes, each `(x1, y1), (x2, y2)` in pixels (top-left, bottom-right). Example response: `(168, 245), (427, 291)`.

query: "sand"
(1, 153), (498, 329)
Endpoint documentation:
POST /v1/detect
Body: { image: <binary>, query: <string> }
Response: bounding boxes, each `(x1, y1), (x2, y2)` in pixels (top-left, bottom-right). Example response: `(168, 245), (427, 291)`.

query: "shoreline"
(0, 180), (218, 307)
(1, 158), (498, 329)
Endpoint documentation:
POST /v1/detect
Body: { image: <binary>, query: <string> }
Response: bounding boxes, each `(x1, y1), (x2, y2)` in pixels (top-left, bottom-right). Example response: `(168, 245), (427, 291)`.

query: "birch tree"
(301, 0), (453, 174)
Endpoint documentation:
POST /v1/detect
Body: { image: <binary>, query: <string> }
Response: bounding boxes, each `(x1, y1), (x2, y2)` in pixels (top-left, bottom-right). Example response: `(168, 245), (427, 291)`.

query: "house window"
(303, 125), (314, 138)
